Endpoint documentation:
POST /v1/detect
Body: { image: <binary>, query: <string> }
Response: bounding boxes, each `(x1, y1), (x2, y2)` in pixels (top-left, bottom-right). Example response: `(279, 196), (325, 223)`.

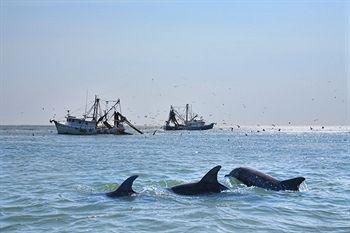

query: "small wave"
(74, 185), (95, 194)
(299, 181), (309, 192)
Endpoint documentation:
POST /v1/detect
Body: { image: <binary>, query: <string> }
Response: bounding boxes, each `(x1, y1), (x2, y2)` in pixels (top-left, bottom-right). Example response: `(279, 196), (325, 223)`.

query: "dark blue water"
(0, 126), (349, 232)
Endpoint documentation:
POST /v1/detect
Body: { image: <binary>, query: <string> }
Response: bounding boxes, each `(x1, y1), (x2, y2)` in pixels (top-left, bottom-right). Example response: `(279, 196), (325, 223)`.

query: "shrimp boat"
(164, 104), (214, 130)
(50, 95), (143, 135)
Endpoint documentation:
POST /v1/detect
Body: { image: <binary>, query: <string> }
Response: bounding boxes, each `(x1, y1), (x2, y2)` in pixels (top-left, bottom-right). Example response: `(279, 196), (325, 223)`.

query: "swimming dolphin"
(106, 175), (138, 197)
(170, 165), (228, 195)
(225, 167), (305, 191)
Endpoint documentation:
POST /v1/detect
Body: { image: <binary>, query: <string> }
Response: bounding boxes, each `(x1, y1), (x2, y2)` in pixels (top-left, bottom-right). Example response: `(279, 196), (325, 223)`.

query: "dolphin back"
(106, 175), (138, 198)
(279, 177), (305, 191)
(171, 165), (228, 195)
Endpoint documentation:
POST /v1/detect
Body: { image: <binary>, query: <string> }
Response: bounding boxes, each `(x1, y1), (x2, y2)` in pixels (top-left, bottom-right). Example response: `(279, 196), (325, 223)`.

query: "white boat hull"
(52, 120), (127, 135)
(53, 120), (97, 135)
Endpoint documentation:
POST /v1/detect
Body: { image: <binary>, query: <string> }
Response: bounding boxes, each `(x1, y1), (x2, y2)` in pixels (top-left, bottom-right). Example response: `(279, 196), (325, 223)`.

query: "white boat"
(164, 104), (214, 130)
(50, 96), (142, 135)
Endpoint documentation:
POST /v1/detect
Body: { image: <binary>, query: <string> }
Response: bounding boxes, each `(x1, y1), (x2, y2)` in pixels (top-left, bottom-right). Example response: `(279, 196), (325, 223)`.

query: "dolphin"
(106, 175), (139, 197)
(170, 165), (228, 195)
(225, 167), (305, 191)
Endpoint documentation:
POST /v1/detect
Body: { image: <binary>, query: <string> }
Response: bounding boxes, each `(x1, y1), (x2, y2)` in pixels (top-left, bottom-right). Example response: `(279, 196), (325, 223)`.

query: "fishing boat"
(50, 95), (143, 135)
(164, 104), (214, 130)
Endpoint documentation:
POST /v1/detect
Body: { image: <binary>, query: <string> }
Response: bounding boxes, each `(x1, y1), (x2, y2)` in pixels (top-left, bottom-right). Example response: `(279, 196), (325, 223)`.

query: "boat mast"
(84, 90), (88, 119)
(185, 104), (189, 123)
(92, 95), (100, 121)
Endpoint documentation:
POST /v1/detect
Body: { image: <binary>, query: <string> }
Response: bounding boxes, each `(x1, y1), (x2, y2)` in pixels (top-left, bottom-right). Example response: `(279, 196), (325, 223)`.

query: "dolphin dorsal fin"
(108, 175), (138, 197)
(116, 175), (138, 193)
(199, 165), (221, 184)
(280, 177), (305, 191)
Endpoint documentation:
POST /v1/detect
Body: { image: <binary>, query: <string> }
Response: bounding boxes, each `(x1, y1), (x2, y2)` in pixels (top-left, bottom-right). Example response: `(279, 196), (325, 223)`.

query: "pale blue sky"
(0, 0), (349, 125)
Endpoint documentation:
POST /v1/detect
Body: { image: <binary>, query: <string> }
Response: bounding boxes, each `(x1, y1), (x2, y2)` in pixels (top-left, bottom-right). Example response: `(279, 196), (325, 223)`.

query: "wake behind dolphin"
(170, 165), (228, 195)
(106, 175), (139, 198)
(225, 167), (305, 191)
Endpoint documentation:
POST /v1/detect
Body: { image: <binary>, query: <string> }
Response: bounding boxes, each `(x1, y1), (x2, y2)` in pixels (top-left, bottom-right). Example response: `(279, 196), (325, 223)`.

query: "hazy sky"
(1, 0), (349, 125)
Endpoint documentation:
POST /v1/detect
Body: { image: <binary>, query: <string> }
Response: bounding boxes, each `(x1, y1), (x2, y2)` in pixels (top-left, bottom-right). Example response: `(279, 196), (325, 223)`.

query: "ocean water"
(0, 125), (349, 232)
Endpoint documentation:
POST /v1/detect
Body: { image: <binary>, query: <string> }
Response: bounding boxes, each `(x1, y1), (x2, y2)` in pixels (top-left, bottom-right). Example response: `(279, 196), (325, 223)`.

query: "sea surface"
(0, 125), (349, 232)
